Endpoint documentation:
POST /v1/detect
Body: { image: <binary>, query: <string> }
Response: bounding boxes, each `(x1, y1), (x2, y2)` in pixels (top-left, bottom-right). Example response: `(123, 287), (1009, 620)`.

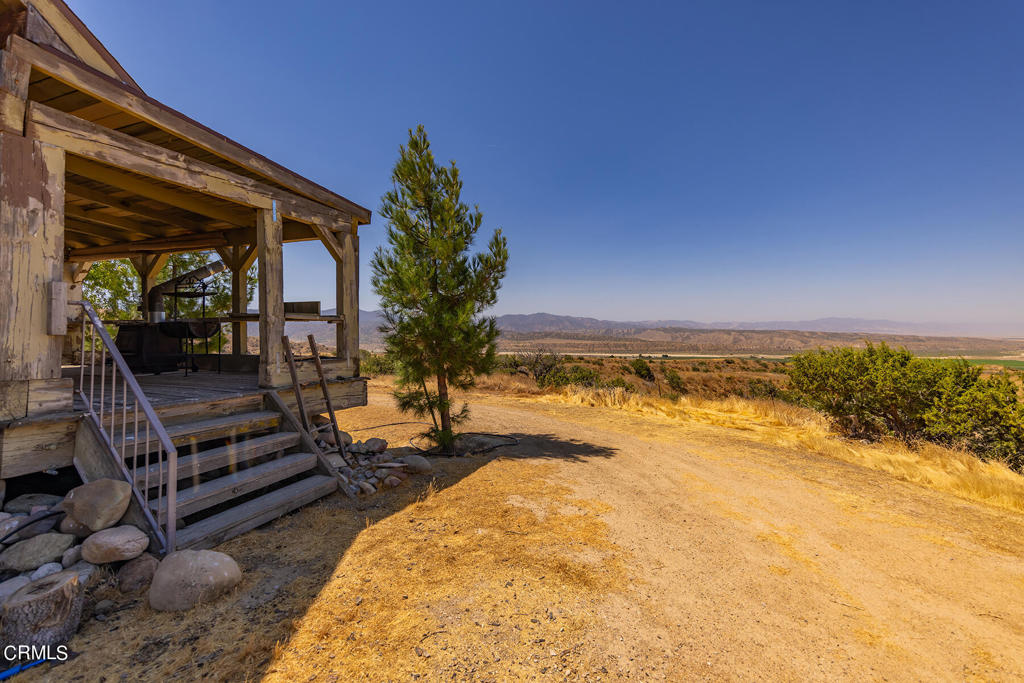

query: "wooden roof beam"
(65, 180), (211, 232)
(66, 156), (253, 227)
(10, 34), (370, 221)
(28, 101), (354, 230)
(67, 221), (320, 261)
(65, 203), (167, 239)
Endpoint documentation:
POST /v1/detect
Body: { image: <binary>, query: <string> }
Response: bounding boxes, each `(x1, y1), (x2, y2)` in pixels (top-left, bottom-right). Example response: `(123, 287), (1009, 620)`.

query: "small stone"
(3, 493), (62, 514)
(383, 476), (401, 489)
(62, 479), (132, 532)
(29, 562), (63, 581)
(117, 553), (159, 593)
(82, 525), (149, 564)
(0, 517), (21, 543)
(68, 560), (98, 585)
(94, 598), (115, 614)
(373, 469), (389, 479)
(0, 533), (75, 572)
(357, 481), (376, 496)
(401, 454), (433, 474)
(0, 576), (29, 605)
(59, 515), (93, 538)
(61, 545), (83, 568)
(149, 550), (242, 611)
(364, 438), (388, 453)
(13, 506), (58, 540)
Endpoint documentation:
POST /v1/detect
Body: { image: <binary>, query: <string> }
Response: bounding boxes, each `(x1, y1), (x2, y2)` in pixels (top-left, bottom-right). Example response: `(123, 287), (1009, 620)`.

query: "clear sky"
(70, 1), (1024, 329)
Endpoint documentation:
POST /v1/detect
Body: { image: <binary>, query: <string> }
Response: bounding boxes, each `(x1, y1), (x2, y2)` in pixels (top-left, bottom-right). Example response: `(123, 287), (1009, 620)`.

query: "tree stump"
(0, 570), (84, 648)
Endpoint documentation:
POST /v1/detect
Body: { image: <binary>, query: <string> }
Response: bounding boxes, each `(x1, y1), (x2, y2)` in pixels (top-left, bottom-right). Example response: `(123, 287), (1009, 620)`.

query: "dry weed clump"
(544, 386), (1024, 514)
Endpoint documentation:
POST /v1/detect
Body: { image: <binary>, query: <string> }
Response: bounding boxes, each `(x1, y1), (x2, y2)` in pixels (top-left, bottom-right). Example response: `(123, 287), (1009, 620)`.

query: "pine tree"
(371, 126), (509, 454)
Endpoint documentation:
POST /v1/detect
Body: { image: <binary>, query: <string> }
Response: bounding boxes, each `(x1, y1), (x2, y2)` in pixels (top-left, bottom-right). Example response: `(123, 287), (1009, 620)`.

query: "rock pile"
(311, 424), (433, 498)
(0, 477), (244, 654)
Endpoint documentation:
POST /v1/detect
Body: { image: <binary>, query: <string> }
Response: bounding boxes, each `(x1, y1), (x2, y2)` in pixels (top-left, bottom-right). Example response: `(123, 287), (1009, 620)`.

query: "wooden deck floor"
(64, 367), (262, 411)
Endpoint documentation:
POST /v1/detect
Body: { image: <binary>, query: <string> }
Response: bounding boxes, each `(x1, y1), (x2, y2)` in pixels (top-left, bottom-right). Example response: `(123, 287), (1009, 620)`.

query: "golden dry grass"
(264, 460), (626, 681)
(30, 455), (626, 682)
(542, 386), (1024, 515)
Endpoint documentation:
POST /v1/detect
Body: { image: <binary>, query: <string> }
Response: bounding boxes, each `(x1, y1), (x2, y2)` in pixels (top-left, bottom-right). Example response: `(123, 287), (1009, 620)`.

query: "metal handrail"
(70, 300), (178, 552)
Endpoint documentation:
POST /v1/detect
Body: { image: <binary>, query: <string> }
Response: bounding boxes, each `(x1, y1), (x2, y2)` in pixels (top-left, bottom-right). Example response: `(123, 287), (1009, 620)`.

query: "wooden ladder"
(283, 335), (353, 467)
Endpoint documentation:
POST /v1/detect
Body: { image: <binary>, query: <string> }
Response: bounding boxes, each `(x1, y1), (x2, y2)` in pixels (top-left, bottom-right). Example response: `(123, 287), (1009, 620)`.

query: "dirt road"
(37, 385), (1024, 681)
(454, 391), (1024, 680)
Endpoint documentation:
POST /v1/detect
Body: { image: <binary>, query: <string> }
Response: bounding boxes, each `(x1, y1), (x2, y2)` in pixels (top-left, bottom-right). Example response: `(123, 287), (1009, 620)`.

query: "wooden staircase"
(124, 392), (337, 550)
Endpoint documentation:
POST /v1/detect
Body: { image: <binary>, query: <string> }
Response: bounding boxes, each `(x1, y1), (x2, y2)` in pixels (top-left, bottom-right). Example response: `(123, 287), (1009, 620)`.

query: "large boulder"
(81, 525), (149, 564)
(62, 479), (132, 532)
(401, 454), (433, 474)
(149, 550), (242, 611)
(0, 533), (74, 572)
(3, 494), (62, 515)
(117, 553), (159, 593)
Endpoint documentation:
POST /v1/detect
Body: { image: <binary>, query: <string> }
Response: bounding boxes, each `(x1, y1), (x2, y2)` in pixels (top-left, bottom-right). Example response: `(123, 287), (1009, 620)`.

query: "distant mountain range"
(364, 311), (1023, 339)
(262, 310), (1023, 353)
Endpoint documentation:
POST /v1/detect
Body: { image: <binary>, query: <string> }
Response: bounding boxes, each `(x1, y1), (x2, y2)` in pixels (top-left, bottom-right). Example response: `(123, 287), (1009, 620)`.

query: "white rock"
(30, 562), (63, 581)
(401, 454), (433, 474)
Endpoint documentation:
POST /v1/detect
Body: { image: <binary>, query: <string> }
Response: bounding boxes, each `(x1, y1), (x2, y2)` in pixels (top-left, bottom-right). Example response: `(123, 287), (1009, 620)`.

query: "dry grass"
(543, 386), (1024, 515)
(32, 455), (627, 682)
(264, 460), (626, 681)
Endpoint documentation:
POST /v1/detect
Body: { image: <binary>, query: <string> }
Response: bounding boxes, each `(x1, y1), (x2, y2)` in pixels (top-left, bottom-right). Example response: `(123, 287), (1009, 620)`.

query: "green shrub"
(539, 365), (601, 389)
(788, 343), (1024, 468)
(360, 350), (400, 376)
(630, 358), (654, 382)
(603, 376), (635, 392)
(513, 351), (564, 384)
(663, 368), (687, 394)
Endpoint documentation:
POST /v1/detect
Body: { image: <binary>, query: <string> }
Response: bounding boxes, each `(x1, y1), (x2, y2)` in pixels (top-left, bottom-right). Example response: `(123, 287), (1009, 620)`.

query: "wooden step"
(115, 410), (281, 452)
(154, 452), (318, 518)
(134, 432), (301, 488)
(175, 475), (337, 549)
(155, 394), (265, 427)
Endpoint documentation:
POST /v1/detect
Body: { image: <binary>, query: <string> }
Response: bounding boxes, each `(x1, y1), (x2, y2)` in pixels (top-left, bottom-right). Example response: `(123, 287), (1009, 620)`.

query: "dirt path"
(452, 392), (1024, 680)
(31, 385), (1024, 681)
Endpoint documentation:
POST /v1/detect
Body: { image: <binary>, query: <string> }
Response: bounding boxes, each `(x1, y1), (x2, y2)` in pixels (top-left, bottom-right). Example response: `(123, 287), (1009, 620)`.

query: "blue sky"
(70, 1), (1024, 328)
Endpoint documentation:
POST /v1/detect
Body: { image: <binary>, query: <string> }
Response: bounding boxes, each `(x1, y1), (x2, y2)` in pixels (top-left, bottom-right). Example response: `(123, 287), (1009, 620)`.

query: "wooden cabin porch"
(0, 0), (372, 552)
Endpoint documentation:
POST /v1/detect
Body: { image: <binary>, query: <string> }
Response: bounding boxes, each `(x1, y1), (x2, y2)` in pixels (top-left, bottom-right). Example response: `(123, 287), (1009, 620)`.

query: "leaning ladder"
(282, 335), (353, 467)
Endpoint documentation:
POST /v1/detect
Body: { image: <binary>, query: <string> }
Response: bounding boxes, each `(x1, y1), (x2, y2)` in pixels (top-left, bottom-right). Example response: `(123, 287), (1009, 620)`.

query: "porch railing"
(70, 300), (177, 553)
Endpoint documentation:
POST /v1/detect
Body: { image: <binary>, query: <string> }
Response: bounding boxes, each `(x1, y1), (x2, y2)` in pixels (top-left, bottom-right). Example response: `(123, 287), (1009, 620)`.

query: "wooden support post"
(344, 223), (360, 375)
(257, 203), (284, 387)
(223, 244), (256, 356)
(130, 253), (168, 318)
(0, 134), (65, 419)
(0, 49), (29, 134)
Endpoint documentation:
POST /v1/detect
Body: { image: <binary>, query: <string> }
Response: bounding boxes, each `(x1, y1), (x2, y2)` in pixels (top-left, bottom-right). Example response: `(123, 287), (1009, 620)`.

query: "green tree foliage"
(82, 252), (255, 351)
(788, 343), (1024, 469)
(630, 357), (654, 382)
(371, 126), (509, 453)
(82, 252), (253, 319)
